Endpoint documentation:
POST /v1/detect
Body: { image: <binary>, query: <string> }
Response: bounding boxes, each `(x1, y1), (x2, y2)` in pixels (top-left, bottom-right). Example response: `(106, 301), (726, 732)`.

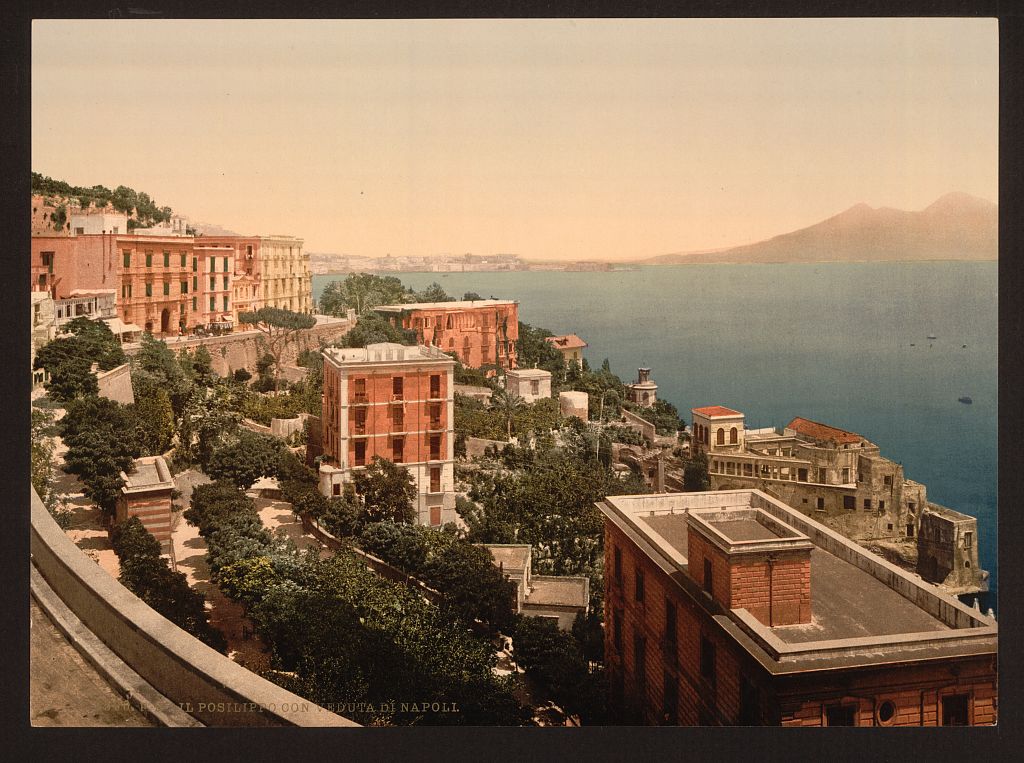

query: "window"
(181, 281), (188, 294)
(192, 296), (197, 311)
(223, 295), (229, 311)
(430, 374), (441, 398)
(179, 302), (185, 314)
(430, 435), (441, 460)
(192, 257), (198, 272)
(332, 483), (341, 496)
(738, 675), (760, 725)
(145, 251), (152, 267)
(354, 378), (367, 402)
(531, 380), (540, 395)
(816, 497), (825, 510)
(354, 440), (366, 466)
(963, 531), (973, 549)
(879, 500), (885, 510)
(634, 567), (645, 602)
(429, 402), (442, 429)
(843, 495), (856, 510)
(354, 407), (366, 433)
(700, 635), (716, 686)
(181, 253), (187, 267)
(842, 468), (850, 483)
(908, 501), (916, 512)
(817, 467), (827, 483)
(730, 427), (738, 444)
(798, 468), (808, 481)
(634, 634), (647, 697)
(613, 609), (623, 651)
(392, 437), (404, 463)
(193, 276), (198, 292)
(662, 672), (678, 725)
(877, 700), (897, 725)
(74, 227), (85, 235)
(887, 523), (894, 531)
(210, 297), (216, 311)
(123, 251), (131, 268)
(210, 276), (216, 290)
(614, 546), (622, 583)
(223, 275), (229, 290)
(884, 475), (893, 486)
(703, 558), (713, 595)
(223, 256), (229, 272)
(145, 283), (152, 297)
(392, 376), (403, 398)
(430, 466), (441, 493)
(864, 498), (872, 510)
(826, 705), (856, 726)
(392, 406), (404, 431)
(163, 251), (170, 267)
(716, 428), (725, 445)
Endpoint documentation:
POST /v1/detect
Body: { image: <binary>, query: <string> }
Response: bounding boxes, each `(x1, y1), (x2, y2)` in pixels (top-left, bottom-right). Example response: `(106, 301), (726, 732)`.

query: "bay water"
(314, 262), (998, 609)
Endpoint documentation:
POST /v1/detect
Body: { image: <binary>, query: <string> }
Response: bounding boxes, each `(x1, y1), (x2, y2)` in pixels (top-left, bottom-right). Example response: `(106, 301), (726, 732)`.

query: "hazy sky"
(32, 18), (997, 260)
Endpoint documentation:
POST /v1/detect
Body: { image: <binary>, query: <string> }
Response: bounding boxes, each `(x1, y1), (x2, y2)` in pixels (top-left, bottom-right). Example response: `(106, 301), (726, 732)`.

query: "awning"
(103, 317), (143, 335)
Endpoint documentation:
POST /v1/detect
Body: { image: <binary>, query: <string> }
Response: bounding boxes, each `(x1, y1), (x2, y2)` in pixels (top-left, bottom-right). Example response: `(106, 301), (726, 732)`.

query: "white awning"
(103, 317), (143, 335)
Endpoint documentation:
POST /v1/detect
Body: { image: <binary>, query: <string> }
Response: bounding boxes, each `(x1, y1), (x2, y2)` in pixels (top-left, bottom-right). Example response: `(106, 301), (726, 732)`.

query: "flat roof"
(692, 405), (743, 418)
(122, 456), (173, 490)
(600, 490), (995, 669)
(526, 576), (589, 608)
(507, 368), (551, 378)
(322, 342), (454, 366)
(375, 299), (516, 312)
(485, 544), (531, 573)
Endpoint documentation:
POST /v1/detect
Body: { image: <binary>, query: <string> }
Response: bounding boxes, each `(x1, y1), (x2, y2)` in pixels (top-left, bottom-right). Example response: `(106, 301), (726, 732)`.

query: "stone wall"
(96, 363), (135, 405)
(621, 408), (656, 445)
(465, 436), (510, 459)
(124, 318), (352, 377)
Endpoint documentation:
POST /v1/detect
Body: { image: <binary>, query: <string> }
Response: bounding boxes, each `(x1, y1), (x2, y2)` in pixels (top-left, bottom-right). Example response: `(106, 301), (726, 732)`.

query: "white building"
(505, 368), (552, 403)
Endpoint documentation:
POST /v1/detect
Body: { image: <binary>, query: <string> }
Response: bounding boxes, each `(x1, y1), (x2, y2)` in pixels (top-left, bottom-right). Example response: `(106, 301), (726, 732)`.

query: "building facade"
(318, 343), (456, 526)
(627, 368), (658, 408)
(691, 407), (986, 592)
(505, 368), (552, 403)
(545, 334), (587, 365)
(374, 300), (519, 371)
(599, 489), (997, 726)
(31, 292), (56, 388)
(116, 456), (175, 554)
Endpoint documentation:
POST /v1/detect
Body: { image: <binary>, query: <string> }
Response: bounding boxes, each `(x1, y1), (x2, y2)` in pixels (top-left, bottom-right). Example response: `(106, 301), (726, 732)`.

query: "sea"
(313, 262), (998, 612)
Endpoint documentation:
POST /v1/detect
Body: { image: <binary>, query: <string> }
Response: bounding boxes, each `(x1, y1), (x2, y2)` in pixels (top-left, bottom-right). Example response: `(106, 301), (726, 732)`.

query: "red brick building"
(116, 456), (175, 553)
(374, 300), (518, 370)
(599, 489), (997, 726)
(319, 343), (456, 526)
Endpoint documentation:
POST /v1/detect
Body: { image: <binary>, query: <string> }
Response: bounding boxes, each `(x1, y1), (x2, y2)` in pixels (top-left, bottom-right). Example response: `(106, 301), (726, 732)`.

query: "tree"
(128, 384), (175, 455)
(206, 431), (285, 489)
(237, 308), (317, 391)
(111, 517), (227, 652)
(177, 383), (242, 468)
(424, 541), (517, 632)
(490, 388), (526, 441)
(359, 521), (429, 571)
(35, 317), (127, 403)
(516, 321), (567, 385)
(336, 313), (416, 348)
(683, 451), (711, 492)
(44, 355), (99, 403)
(319, 273), (409, 316)
(462, 292), (483, 301)
(415, 282), (452, 303)
(352, 457), (417, 524)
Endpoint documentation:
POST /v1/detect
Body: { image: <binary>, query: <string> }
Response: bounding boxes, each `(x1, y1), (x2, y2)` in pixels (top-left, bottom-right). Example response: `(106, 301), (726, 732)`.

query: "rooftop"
(323, 342), (455, 366)
(485, 544), (531, 574)
(692, 405), (743, 418)
(506, 368), (552, 378)
(375, 299), (516, 312)
(526, 576), (590, 608)
(786, 417), (863, 445)
(600, 489), (995, 671)
(545, 334), (588, 349)
(121, 456), (173, 491)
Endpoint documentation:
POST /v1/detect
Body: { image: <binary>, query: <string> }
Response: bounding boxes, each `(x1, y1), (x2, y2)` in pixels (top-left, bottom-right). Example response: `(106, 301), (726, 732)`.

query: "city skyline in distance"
(32, 18), (997, 261)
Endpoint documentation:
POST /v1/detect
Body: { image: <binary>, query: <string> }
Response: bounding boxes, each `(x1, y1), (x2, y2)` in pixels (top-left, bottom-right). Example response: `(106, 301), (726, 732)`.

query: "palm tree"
(491, 388), (526, 441)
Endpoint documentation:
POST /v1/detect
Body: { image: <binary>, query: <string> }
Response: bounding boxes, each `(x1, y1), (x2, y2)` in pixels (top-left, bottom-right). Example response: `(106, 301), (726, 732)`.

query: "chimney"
(687, 508), (812, 627)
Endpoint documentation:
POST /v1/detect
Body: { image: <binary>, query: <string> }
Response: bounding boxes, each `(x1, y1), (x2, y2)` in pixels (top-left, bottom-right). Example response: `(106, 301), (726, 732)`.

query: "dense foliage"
(236, 308), (317, 391)
(352, 457), (417, 524)
(32, 172), (174, 230)
(516, 322), (568, 386)
(318, 273), (456, 317)
(110, 517), (226, 652)
(454, 393), (562, 442)
(34, 318), (127, 403)
(206, 430), (286, 489)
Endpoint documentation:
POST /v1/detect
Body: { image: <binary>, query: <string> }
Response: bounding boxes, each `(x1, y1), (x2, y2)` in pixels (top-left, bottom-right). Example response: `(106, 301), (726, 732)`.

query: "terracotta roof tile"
(545, 334), (588, 349)
(787, 417), (863, 444)
(692, 405), (743, 417)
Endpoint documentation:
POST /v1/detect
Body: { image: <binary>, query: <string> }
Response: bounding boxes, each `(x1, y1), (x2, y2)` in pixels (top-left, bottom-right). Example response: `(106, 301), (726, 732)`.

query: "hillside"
(642, 192), (997, 265)
(31, 172), (179, 232)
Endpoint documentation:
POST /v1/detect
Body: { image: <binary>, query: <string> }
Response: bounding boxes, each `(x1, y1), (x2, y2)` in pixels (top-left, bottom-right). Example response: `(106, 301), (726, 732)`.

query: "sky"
(32, 18), (997, 261)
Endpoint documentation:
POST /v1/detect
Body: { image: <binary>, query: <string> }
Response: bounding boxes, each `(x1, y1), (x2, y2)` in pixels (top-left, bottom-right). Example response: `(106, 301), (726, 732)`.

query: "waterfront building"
(195, 234), (312, 316)
(545, 334), (588, 365)
(627, 367), (658, 408)
(504, 368), (552, 403)
(318, 343), (456, 526)
(690, 407), (985, 593)
(374, 299), (519, 371)
(599, 489), (997, 726)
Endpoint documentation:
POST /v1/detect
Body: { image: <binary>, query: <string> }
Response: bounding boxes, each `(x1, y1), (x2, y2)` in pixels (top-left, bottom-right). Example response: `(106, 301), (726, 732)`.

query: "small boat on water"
(958, 396), (973, 405)
(927, 334), (937, 340)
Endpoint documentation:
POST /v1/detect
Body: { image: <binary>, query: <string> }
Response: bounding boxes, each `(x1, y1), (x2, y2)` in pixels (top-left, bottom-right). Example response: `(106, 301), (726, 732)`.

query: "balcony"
(352, 393), (369, 404)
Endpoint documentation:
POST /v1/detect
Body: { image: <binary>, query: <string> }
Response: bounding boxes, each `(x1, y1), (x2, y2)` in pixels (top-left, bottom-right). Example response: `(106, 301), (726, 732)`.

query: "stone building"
(559, 390), (589, 420)
(31, 292), (55, 389)
(599, 489), (997, 726)
(318, 343), (456, 526)
(194, 243), (236, 332)
(504, 368), (551, 403)
(374, 299), (519, 371)
(53, 289), (117, 328)
(484, 544), (590, 630)
(257, 235), (311, 314)
(627, 368), (658, 408)
(690, 407), (986, 593)
(545, 334), (587, 365)
(917, 504), (983, 594)
(116, 456), (175, 554)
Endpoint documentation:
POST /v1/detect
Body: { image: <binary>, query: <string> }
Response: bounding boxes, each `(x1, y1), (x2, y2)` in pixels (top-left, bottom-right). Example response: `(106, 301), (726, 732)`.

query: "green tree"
(490, 387), (526, 441)
(516, 322), (567, 385)
(237, 308), (317, 391)
(683, 451), (711, 492)
(177, 384), (242, 468)
(353, 457), (417, 524)
(462, 291), (483, 301)
(43, 355), (99, 403)
(337, 313), (416, 348)
(424, 541), (517, 632)
(319, 273), (409, 316)
(207, 431), (285, 489)
(128, 384), (175, 455)
(414, 282), (452, 303)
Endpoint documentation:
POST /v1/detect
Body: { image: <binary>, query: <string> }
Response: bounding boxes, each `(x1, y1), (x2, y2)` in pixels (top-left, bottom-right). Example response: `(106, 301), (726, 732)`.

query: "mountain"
(641, 192), (997, 265)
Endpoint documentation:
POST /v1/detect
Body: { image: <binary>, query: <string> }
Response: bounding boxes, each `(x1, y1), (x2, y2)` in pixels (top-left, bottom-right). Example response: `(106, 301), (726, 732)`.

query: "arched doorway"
(160, 308), (171, 335)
